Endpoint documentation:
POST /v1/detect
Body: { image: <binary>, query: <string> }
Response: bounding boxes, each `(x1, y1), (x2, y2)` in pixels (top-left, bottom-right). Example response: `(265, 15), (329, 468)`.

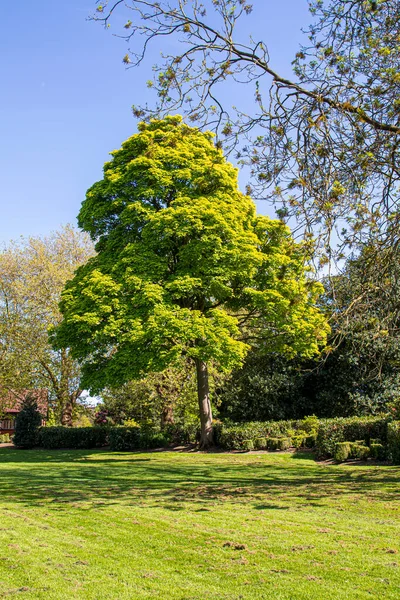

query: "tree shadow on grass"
(0, 447), (399, 511)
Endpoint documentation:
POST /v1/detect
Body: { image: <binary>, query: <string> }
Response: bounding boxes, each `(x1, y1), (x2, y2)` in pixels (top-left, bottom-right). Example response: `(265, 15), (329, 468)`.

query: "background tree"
(221, 242), (400, 420)
(0, 226), (95, 425)
(94, 0), (400, 263)
(53, 116), (328, 446)
(100, 362), (198, 427)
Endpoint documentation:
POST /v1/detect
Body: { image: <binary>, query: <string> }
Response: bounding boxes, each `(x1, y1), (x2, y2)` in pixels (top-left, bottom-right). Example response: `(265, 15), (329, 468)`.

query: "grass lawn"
(0, 448), (399, 599)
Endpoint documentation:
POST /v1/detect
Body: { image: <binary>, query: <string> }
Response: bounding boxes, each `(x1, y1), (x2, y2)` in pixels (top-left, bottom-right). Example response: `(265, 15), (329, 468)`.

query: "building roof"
(0, 389), (48, 416)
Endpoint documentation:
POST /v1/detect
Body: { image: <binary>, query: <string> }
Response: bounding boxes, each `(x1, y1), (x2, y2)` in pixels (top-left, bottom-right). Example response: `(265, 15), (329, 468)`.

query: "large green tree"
(0, 226), (95, 425)
(53, 116), (328, 446)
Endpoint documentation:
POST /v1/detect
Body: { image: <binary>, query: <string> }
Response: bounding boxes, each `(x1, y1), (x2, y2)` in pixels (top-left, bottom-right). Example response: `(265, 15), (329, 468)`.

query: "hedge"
(214, 420), (300, 451)
(108, 427), (169, 451)
(388, 421), (400, 464)
(315, 416), (388, 459)
(39, 426), (109, 449)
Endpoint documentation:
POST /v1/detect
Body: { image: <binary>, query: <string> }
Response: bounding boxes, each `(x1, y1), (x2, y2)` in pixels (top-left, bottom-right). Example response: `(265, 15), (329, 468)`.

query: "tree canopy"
(93, 0), (400, 263)
(53, 116), (329, 445)
(0, 226), (95, 425)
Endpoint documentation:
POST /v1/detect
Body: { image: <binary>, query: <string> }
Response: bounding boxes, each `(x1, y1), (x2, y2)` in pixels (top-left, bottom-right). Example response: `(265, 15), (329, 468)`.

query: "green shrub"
(215, 420), (299, 450)
(315, 416), (388, 458)
(291, 434), (305, 449)
(278, 437), (292, 451)
(354, 445), (370, 460)
(370, 443), (385, 460)
(13, 396), (43, 449)
(108, 427), (169, 451)
(242, 439), (254, 451)
(39, 427), (109, 449)
(387, 421), (400, 464)
(298, 415), (319, 434)
(334, 442), (351, 462)
(304, 431), (317, 448)
(0, 433), (11, 443)
(266, 437), (279, 451)
(254, 437), (267, 450)
(164, 422), (200, 445)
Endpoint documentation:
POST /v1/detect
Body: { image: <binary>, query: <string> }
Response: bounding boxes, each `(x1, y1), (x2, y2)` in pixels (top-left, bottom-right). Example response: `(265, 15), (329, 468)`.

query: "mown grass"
(0, 447), (399, 600)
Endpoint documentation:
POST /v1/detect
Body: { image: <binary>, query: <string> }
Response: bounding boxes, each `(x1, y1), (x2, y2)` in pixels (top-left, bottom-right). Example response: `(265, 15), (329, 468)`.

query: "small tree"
(53, 116), (329, 447)
(13, 395), (43, 449)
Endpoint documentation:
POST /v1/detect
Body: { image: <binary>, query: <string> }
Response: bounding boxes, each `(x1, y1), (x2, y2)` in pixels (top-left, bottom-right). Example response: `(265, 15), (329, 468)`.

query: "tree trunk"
(161, 402), (175, 427)
(61, 397), (73, 427)
(195, 358), (213, 448)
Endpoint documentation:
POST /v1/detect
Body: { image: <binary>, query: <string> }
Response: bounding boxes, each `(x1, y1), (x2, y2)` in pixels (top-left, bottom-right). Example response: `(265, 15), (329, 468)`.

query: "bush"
(0, 433), (11, 443)
(370, 443), (385, 460)
(334, 442), (351, 462)
(266, 437), (280, 451)
(164, 422), (200, 445)
(214, 420), (298, 450)
(291, 434), (305, 449)
(351, 443), (370, 460)
(254, 437), (267, 450)
(242, 439), (254, 451)
(315, 416), (388, 458)
(108, 427), (169, 451)
(39, 427), (109, 449)
(13, 396), (43, 449)
(387, 421), (400, 464)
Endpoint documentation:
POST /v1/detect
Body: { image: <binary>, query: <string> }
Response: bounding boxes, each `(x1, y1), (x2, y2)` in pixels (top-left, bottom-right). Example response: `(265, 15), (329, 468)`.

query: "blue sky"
(0, 1), (311, 245)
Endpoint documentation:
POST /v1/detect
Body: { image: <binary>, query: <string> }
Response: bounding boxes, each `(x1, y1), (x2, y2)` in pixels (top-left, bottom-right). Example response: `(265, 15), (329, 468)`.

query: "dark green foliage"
(163, 422), (200, 445)
(13, 397), (43, 449)
(219, 345), (400, 423)
(387, 422), (400, 465)
(370, 443), (386, 460)
(334, 442), (351, 463)
(39, 427), (109, 449)
(315, 417), (388, 458)
(108, 427), (169, 451)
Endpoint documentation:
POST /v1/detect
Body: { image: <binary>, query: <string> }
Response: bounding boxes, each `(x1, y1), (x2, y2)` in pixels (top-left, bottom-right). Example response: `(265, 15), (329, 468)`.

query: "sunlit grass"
(0, 447), (399, 599)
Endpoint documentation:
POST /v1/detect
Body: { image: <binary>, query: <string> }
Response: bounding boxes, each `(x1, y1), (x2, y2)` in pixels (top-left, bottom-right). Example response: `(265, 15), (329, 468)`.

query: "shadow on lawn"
(0, 447), (398, 510)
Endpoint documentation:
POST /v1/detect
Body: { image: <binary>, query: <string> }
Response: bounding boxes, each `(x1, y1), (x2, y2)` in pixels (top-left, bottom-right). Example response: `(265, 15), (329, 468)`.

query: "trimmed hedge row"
(214, 420), (300, 451)
(214, 417), (318, 451)
(315, 416), (388, 459)
(39, 427), (109, 449)
(108, 427), (169, 451)
(38, 426), (170, 451)
(22, 417), (400, 463)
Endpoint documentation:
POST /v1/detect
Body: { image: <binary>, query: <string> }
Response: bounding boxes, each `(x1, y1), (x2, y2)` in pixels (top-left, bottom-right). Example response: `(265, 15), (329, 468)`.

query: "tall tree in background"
(0, 226), (95, 425)
(53, 116), (328, 446)
(94, 0), (400, 264)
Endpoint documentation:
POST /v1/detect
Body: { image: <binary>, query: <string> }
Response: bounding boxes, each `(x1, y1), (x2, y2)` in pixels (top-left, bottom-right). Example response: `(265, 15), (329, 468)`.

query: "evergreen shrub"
(334, 442), (351, 462)
(370, 443), (385, 460)
(108, 427), (169, 451)
(39, 426), (109, 449)
(13, 397), (43, 449)
(387, 421), (400, 464)
(315, 416), (388, 458)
